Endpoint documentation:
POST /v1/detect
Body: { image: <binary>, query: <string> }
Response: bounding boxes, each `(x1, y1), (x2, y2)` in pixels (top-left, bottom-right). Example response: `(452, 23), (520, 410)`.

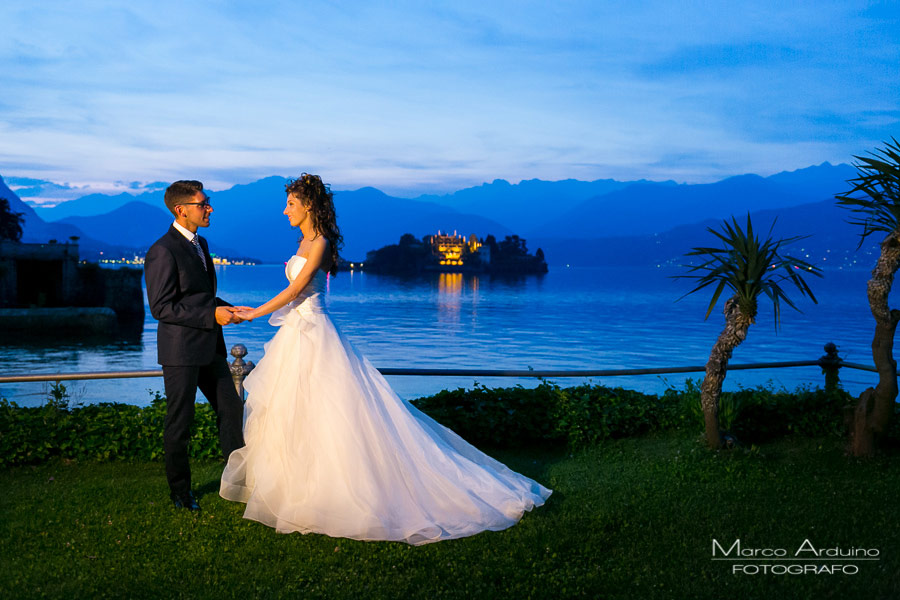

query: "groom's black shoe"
(171, 491), (201, 512)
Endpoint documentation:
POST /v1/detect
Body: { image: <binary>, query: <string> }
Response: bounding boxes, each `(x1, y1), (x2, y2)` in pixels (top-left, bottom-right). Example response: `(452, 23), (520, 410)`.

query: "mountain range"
(537, 163), (856, 239)
(1, 175), (107, 250)
(2, 162), (871, 267)
(415, 178), (657, 233)
(19, 177), (510, 262)
(531, 197), (879, 270)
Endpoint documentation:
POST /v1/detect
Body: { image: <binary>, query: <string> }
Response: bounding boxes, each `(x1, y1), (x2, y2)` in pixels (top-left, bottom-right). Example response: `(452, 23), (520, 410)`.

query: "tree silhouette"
(0, 197), (24, 242)
(677, 215), (820, 448)
(836, 138), (900, 456)
(499, 235), (528, 257)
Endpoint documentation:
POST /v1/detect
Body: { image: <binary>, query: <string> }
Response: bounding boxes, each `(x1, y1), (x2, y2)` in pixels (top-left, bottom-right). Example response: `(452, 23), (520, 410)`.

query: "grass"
(2, 432), (898, 599)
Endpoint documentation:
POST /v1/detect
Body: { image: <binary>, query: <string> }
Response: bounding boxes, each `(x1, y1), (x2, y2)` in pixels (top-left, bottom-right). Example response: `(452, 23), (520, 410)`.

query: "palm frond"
(673, 213), (822, 328)
(836, 138), (900, 246)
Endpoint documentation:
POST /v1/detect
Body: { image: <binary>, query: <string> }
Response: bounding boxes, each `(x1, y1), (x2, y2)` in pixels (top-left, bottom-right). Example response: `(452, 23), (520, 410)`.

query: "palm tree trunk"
(852, 230), (900, 456)
(700, 296), (755, 448)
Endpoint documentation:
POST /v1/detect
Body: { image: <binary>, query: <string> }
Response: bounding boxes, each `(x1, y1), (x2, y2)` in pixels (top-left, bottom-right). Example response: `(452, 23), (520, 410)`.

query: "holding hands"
(234, 308), (257, 322)
(216, 306), (257, 325)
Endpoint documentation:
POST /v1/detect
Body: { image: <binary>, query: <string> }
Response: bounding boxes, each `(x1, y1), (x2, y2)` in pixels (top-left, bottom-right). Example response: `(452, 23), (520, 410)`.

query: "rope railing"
(0, 342), (869, 399)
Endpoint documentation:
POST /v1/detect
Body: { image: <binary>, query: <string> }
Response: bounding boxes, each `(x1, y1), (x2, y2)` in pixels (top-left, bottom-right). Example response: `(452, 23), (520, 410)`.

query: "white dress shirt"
(172, 221), (198, 242)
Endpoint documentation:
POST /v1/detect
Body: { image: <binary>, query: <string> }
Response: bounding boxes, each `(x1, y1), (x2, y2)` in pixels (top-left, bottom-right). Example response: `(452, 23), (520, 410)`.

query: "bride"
(220, 174), (551, 545)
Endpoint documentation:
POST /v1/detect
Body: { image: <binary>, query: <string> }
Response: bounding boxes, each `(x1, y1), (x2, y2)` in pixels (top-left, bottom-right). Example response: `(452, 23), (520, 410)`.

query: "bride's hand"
(235, 309), (256, 322)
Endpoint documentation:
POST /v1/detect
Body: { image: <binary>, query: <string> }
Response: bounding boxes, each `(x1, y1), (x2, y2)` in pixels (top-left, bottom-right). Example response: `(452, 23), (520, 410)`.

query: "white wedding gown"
(220, 255), (551, 545)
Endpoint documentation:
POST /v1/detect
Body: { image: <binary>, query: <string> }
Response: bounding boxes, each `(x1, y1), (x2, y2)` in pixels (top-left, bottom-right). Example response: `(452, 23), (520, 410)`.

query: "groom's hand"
(232, 306), (256, 322)
(216, 306), (241, 326)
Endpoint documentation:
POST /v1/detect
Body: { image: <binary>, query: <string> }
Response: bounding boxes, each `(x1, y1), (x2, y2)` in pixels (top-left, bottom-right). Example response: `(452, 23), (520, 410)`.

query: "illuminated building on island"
(362, 230), (546, 275)
(426, 230), (490, 269)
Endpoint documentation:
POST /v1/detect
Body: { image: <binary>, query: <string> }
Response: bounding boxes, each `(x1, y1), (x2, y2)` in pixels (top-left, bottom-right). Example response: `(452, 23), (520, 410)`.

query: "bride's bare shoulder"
(297, 236), (328, 259)
(313, 237), (333, 271)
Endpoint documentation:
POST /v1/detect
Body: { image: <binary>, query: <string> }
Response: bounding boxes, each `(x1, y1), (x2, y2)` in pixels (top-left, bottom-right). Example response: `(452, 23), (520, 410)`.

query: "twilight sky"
(1, 1), (898, 199)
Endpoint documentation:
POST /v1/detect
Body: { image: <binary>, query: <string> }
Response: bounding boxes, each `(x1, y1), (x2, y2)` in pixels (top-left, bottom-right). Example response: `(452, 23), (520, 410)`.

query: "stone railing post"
(230, 344), (255, 401)
(818, 342), (843, 394)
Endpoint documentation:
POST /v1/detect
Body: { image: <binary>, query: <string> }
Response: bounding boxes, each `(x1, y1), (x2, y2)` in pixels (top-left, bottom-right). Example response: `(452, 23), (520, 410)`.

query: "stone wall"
(0, 241), (144, 335)
(0, 307), (118, 334)
(100, 267), (145, 318)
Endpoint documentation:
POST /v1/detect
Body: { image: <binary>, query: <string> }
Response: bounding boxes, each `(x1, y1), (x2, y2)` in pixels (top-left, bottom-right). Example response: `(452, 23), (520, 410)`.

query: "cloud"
(6, 175), (169, 204)
(0, 0), (897, 194)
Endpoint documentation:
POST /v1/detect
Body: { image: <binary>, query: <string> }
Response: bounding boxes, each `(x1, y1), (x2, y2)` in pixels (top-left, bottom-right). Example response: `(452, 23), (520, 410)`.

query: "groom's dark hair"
(164, 180), (204, 216)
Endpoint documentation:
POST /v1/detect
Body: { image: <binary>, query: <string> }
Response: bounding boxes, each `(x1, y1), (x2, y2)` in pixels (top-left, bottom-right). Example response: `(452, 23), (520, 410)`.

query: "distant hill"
(536, 162), (857, 239)
(184, 179), (513, 263)
(0, 174), (94, 248)
(21, 177), (508, 262)
(34, 191), (162, 220)
(57, 201), (173, 247)
(334, 187), (512, 261)
(532, 196), (880, 270)
(413, 178), (658, 232)
(7, 162), (863, 264)
(53, 201), (248, 259)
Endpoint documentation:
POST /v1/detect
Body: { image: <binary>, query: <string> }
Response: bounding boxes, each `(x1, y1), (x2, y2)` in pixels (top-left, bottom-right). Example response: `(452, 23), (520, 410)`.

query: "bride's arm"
(238, 238), (329, 321)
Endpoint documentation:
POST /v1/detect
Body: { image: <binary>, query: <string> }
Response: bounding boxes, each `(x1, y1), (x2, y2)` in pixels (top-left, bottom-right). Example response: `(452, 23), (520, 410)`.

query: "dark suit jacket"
(144, 226), (230, 366)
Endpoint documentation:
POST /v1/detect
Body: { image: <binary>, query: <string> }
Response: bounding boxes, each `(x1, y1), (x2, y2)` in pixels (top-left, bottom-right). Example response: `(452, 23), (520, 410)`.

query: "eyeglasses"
(178, 199), (212, 209)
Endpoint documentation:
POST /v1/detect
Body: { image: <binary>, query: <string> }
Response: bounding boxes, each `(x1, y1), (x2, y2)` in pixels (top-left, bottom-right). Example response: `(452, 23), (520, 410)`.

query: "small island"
(358, 231), (548, 276)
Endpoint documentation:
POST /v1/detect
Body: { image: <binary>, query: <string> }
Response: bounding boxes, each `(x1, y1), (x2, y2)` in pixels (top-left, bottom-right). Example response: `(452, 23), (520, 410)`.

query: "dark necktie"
(190, 234), (207, 271)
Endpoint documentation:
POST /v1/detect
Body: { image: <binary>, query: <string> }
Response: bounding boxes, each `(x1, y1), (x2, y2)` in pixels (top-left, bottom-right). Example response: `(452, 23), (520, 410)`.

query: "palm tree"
(677, 215), (821, 448)
(836, 138), (900, 456)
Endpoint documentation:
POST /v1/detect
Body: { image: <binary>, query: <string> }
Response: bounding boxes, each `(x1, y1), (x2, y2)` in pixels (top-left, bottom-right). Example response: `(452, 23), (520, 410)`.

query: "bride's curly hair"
(285, 173), (343, 275)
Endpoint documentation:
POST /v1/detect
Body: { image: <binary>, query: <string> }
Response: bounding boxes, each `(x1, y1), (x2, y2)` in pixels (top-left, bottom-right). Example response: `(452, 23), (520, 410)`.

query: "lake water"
(0, 264), (887, 407)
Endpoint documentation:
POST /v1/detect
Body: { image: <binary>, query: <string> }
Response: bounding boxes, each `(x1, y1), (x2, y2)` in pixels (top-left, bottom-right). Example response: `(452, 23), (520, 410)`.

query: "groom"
(144, 180), (246, 512)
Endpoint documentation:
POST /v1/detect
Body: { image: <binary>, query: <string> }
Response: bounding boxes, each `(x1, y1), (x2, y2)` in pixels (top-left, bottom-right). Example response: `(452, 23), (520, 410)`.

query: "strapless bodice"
(285, 255), (327, 284)
(269, 255), (327, 324)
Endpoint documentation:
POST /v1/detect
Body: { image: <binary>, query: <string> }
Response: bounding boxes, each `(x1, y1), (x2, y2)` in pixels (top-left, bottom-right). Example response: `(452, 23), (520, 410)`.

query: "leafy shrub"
(550, 383), (687, 449)
(678, 379), (851, 442)
(412, 383), (562, 447)
(729, 385), (850, 441)
(0, 391), (221, 466)
(681, 378), (745, 432)
(413, 381), (690, 450)
(0, 379), (856, 465)
(414, 380), (851, 450)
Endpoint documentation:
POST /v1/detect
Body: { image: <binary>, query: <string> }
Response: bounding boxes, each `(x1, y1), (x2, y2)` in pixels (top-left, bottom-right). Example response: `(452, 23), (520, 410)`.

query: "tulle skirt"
(220, 305), (551, 545)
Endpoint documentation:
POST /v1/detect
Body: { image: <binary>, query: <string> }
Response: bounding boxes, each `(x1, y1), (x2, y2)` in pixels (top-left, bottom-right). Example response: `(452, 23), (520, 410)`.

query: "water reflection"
(437, 273), (464, 325)
(438, 273), (463, 295)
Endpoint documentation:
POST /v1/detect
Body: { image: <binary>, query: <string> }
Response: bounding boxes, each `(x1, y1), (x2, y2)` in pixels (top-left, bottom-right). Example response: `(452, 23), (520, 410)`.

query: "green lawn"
(2, 432), (897, 599)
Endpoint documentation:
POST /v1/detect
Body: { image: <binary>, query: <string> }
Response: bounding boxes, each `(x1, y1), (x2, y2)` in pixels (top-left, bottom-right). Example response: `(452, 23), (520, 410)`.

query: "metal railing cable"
(0, 342), (871, 393)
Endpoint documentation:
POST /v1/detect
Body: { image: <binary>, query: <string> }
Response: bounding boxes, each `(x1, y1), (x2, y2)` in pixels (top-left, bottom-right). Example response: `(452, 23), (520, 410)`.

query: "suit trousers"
(162, 356), (245, 495)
